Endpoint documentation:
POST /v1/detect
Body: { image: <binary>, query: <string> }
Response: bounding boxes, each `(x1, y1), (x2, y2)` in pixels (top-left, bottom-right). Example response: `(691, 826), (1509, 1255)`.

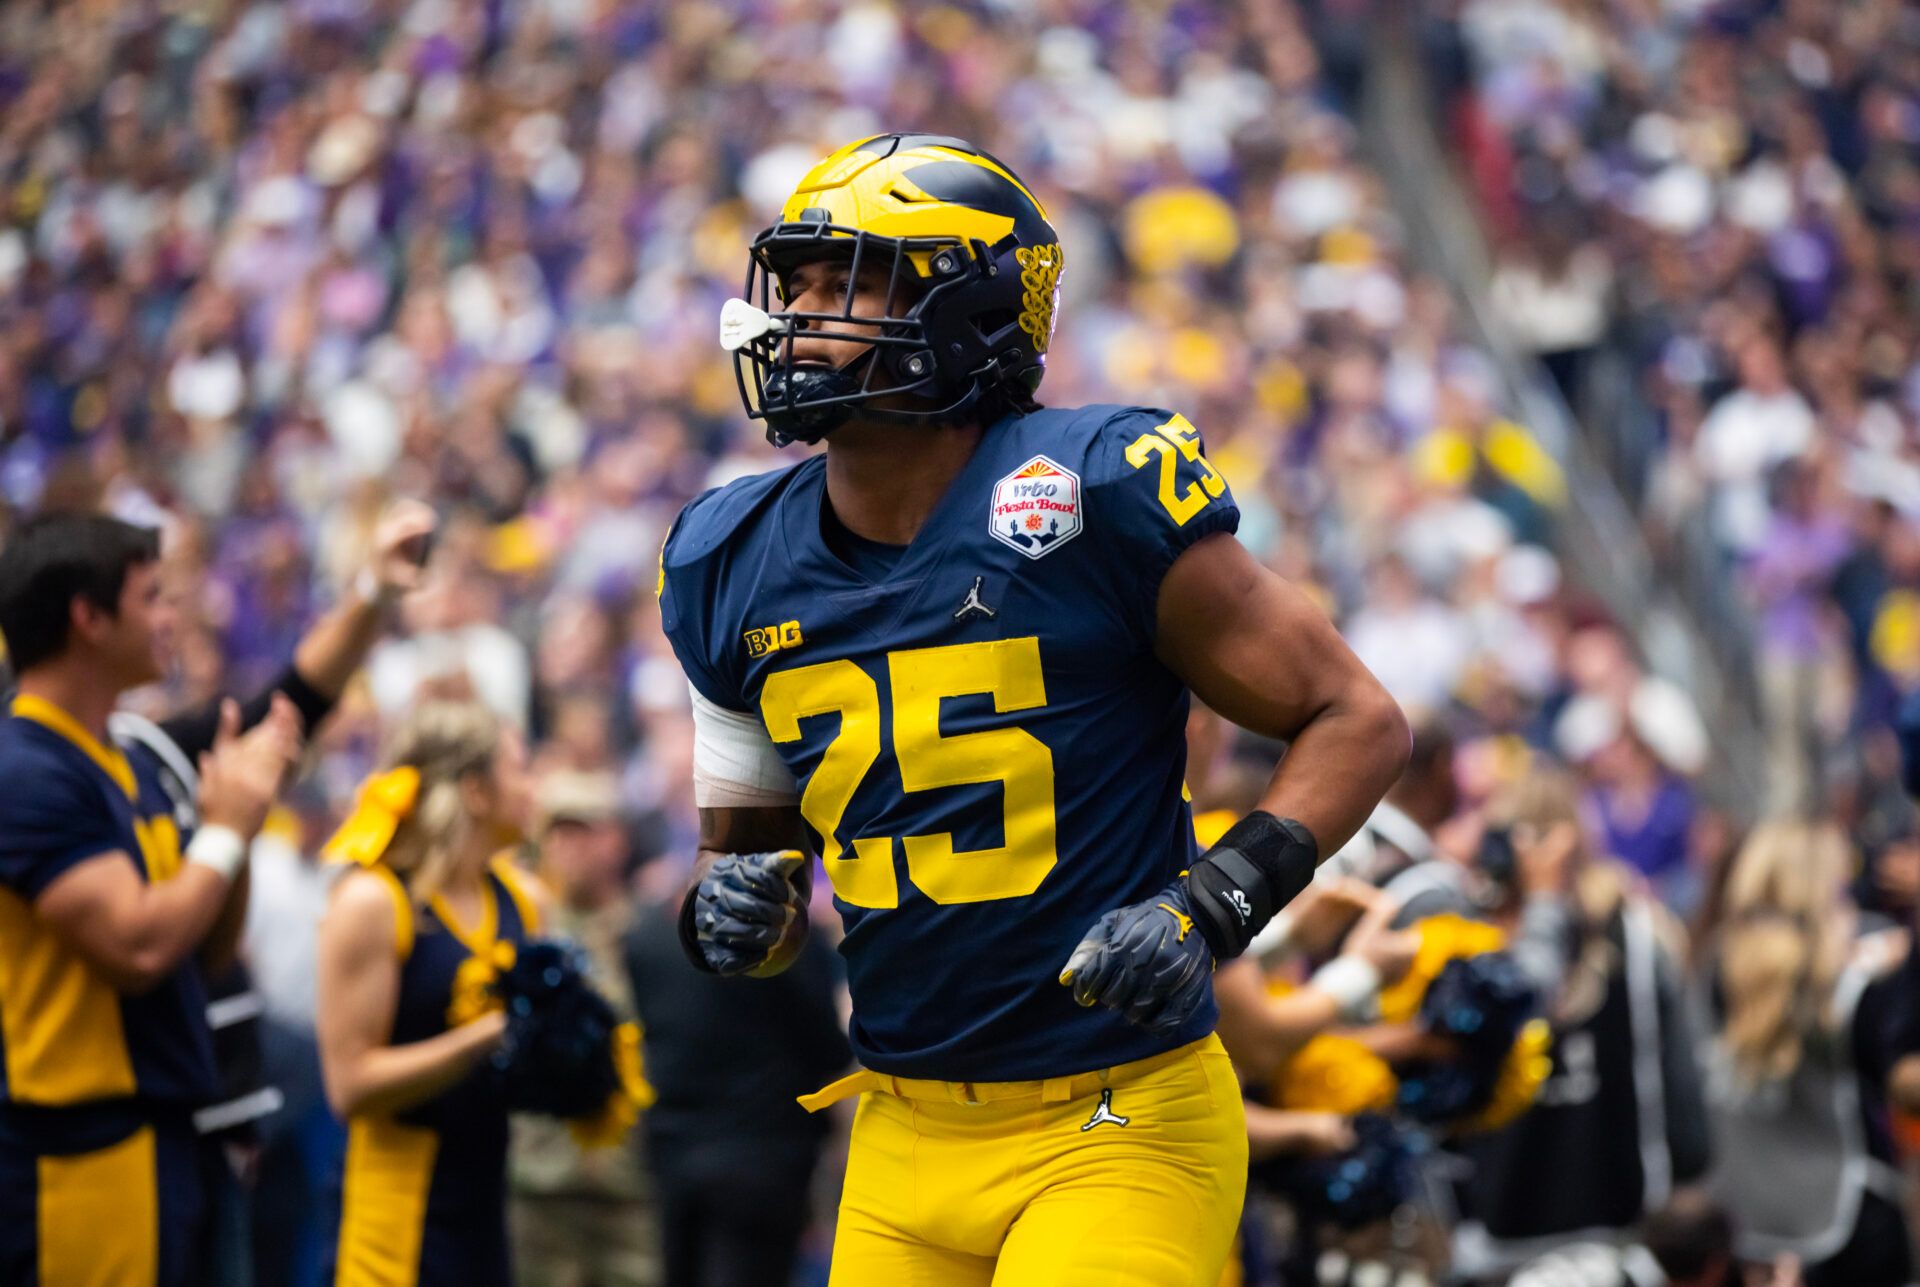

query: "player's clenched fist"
(684, 850), (809, 977)
(1060, 884), (1214, 1036)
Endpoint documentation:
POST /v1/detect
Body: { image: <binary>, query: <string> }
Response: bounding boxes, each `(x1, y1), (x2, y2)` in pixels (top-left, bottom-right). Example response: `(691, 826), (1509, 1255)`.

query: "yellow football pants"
(803, 1033), (1247, 1287)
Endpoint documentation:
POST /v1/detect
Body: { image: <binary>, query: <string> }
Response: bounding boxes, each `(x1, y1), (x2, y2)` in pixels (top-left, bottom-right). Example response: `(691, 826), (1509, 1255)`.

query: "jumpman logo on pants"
(1080, 1088), (1129, 1131)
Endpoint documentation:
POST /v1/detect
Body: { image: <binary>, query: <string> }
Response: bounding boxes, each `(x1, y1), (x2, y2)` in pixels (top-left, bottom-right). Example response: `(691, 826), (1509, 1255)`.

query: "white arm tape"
(690, 684), (798, 808)
(1309, 955), (1382, 1023)
(186, 825), (247, 882)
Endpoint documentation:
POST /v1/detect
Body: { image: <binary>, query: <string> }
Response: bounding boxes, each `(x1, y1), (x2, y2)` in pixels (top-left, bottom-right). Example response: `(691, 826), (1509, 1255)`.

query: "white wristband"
(186, 825), (247, 882)
(1310, 955), (1382, 1022)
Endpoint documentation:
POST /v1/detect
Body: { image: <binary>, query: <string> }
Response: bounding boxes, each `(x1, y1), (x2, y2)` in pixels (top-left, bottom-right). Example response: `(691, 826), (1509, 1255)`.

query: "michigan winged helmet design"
(721, 133), (1066, 445)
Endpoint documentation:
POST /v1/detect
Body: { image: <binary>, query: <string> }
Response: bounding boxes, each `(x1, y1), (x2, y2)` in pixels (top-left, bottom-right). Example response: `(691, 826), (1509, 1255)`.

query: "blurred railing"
(1354, 14), (1768, 818)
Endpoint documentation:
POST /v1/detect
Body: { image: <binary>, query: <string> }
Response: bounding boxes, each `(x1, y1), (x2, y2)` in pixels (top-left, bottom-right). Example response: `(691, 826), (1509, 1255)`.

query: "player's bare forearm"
(1249, 687), (1406, 857)
(1156, 532), (1409, 857)
(695, 805), (810, 879)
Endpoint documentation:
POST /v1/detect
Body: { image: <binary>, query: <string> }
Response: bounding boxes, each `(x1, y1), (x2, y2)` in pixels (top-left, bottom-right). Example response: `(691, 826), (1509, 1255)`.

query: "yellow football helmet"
(722, 133), (1064, 445)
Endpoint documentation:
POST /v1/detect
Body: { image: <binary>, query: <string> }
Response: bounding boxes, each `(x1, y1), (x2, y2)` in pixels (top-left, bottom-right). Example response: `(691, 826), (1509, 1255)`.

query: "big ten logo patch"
(743, 620), (804, 657)
(990, 455), (1083, 560)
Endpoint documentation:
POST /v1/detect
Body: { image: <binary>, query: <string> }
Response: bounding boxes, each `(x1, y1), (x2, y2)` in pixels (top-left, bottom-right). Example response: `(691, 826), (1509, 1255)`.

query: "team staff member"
(317, 700), (545, 1287)
(107, 498), (438, 1287)
(0, 513), (302, 1287)
(510, 771), (658, 1287)
(665, 134), (1408, 1285)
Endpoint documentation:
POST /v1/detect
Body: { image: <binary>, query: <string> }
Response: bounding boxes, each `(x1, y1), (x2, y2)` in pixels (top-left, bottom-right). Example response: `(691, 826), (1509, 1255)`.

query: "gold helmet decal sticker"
(1015, 244), (1065, 354)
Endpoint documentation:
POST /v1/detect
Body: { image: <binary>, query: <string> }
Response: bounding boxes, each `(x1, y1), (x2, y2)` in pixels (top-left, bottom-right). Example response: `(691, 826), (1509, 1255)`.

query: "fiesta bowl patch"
(990, 455), (1082, 559)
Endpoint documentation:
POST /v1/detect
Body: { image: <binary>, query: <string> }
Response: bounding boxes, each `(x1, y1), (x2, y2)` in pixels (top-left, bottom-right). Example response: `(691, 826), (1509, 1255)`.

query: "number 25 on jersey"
(758, 637), (1057, 909)
(1126, 413), (1226, 525)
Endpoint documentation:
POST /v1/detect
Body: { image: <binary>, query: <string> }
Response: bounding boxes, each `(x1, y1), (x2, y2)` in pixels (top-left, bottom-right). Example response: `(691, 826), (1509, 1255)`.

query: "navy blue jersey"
(660, 404), (1239, 1081)
(0, 695), (217, 1111)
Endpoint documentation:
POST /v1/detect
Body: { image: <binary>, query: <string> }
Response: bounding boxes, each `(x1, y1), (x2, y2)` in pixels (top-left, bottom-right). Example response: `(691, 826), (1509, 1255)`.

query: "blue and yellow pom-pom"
(489, 939), (656, 1149)
(1272, 1033), (1398, 1117)
(1396, 951), (1539, 1127)
(568, 1022), (657, 1150)
(1272, 913), (1549, 1138)
(1459, 1018), (1554, 1133)
(1377, 912), (1508, 1024)
(1273, 1113), (1421, 1230)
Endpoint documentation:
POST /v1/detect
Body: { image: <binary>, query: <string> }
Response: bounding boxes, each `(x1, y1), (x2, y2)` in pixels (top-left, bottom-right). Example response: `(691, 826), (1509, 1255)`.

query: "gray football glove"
(683, 850), (807, 976)
(1059, 882), (1214, 1035)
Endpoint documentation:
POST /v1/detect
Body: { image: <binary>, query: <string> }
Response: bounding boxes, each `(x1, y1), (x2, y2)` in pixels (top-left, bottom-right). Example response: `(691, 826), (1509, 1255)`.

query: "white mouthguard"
(719, 297), (788, 352)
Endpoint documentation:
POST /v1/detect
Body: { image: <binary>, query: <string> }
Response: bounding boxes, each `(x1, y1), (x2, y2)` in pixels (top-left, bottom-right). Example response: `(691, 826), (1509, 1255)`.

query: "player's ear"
(68, 593), (111, 648)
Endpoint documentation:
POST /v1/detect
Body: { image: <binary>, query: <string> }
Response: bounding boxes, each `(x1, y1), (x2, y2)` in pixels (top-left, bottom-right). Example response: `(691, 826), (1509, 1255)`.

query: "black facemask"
(761, 352), (877, 446)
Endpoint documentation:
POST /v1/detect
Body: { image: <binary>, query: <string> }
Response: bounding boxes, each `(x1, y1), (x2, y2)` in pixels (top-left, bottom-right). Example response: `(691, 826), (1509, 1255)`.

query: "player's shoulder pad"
(993, 401), (1173, 473)
(1082, 403), (1198, 484)
(1053, 404), (1239, 600)
(661, 458), (814, 573)
(1006, 403), (1198, 478)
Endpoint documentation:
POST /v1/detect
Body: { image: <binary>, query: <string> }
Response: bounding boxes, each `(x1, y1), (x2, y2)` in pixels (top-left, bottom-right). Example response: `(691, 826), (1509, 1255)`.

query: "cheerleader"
(316, 701), (545, 1287)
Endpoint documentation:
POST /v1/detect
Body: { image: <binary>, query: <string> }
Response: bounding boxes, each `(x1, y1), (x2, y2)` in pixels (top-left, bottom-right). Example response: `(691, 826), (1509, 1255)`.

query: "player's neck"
(15, 659), (120, 741)
(823, 419), (984, 545)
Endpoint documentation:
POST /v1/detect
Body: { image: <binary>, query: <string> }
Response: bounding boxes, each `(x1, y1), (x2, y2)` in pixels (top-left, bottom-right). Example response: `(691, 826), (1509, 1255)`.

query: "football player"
(659, 133), (1410, 1286)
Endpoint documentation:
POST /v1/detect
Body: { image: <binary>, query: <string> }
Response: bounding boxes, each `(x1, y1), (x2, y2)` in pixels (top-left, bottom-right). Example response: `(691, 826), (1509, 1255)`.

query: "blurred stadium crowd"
(1445, 0), (1920, 819)
(5, 0), (1920, 1283)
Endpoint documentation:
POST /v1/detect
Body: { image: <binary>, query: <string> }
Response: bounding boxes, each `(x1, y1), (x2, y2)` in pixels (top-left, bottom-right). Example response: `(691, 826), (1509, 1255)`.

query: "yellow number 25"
(1125, 413), (1226, 525)
(758, 637), (1057, 909)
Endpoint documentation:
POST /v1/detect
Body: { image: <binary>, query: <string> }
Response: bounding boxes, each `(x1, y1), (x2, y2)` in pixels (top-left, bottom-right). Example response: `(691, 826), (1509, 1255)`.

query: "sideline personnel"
(0, 513), (300, 1286)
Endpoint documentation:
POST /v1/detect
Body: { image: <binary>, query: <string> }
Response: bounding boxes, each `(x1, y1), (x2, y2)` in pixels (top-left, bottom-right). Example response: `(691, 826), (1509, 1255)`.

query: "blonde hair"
(1484, 763), (1690, 1025)
(1485, 765), (1589, 858)
(1715, 820), (1853, 1085)
(1484, 765), (1620, 932)
(378, 701), (503, 903)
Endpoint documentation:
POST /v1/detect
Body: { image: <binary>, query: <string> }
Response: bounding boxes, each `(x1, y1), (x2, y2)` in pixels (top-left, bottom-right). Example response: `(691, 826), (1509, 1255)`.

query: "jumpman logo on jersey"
(953, 576), (997, 622)
(1080, 1088), (1129, 1131)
